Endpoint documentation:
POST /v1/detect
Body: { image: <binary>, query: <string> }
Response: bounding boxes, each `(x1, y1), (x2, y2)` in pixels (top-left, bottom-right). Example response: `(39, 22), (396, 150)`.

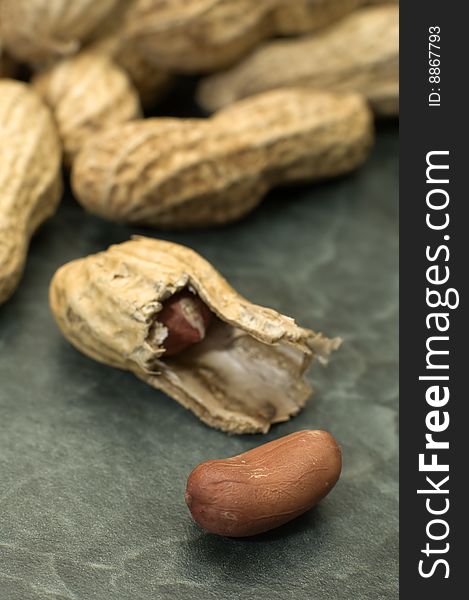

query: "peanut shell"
(72, 88), (374, 229)
(49, 237), (341, 434)
(0, 0), (120, 65)
(33, 51), (141, 164)
(0, 80), (62, 305)
(88, 1), (173, 110)
(198, 4), (399, 116)
(124, 0), (364, 72)
(273, 0), (362, 35)
(112, 44), (173, 110)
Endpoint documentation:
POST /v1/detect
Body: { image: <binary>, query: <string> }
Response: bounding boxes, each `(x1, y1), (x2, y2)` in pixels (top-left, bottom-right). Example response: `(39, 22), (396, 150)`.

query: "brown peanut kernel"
(157, 290), (213, 356)
(185, 430), (342, 537)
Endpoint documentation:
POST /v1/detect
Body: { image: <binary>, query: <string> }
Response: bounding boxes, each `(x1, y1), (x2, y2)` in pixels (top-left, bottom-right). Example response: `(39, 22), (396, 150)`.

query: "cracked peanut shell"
(0, 80), (62, 305)
(49, 237), (341, 434)
(198, 4), (399, 116)
(72, 88), (374, 229)
(124, 0), (364, 72)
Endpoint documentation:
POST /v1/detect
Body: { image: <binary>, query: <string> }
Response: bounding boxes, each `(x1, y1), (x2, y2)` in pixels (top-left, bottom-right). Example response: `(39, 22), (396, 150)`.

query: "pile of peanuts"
(0, 0), (398, 536)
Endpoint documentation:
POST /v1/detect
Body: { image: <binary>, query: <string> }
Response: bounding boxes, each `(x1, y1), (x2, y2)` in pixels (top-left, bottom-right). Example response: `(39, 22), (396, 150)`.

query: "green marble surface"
(0, 118), (398, 599)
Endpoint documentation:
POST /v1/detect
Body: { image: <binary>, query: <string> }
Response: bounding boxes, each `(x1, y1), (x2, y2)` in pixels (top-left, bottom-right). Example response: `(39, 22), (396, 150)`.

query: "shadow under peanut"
(183, 507), (326, 581)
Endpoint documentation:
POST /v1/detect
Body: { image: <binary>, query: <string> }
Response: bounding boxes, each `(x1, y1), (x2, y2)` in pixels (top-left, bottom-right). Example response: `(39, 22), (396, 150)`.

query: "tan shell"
(0, 0), (120, 65)
(49, 237), (341, 434)
(33, 51), (142, 164)
(0, 80), (62, 305)
(112, 44), (173, 110)
(125, 0), (364, 72)
(273, 0), (362, 35)
(198, 4), (399, 116)
(89, 1), (173, 110)
(72, 88), (374, 229)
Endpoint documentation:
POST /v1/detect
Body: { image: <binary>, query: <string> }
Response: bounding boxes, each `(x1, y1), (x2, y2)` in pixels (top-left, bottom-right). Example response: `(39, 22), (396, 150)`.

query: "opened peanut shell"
(49, 237), (341, 434)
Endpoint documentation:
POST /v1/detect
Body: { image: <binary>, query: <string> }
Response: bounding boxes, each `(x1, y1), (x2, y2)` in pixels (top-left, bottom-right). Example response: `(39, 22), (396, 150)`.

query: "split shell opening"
(49, 237), (341, 434)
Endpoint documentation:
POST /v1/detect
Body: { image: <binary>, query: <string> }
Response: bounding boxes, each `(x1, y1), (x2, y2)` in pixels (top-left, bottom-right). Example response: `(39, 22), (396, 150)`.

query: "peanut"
(88, 1), (173, 110)
(124, 0), (364, 72)
(156, 290), (213, 356)
(49, 237), (341, 434)
(110, 44), (173, 110)
(198, 4), (399, 116)
(72, 88), (373, 229)
(185, 430), (342, 536)
(0, 80), (62, 305)
(0, 0), (121, 65)
(273, 0), (363, 35)
(33, 51), (141, 164)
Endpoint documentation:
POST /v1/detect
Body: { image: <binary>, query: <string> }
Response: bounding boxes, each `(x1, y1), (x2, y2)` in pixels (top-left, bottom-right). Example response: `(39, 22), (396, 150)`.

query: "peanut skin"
(185, 430), (342, 537)
(158, 290), (213, 356)
(49, 237), (340, 434)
